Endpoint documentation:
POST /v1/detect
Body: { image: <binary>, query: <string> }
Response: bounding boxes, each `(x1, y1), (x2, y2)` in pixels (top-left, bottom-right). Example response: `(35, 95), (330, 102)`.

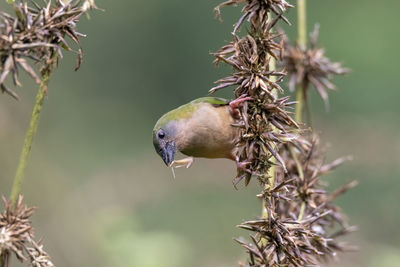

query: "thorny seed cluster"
(281, 25), (350, 109)
(212, 0), (356, 266)
(0, 0), (98, 99)
(0, 1), (96, 266)
(0, 196), (54, 267)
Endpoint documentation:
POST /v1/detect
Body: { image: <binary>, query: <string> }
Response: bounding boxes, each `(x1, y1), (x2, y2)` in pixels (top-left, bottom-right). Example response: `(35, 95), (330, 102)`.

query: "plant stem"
(9, 70), (51, 208)
(295, 88), (303, 123)
(295, 0), (306, 123)
(261, 166), (274, 218)
(297, 0), (307, 49)
(296, 0), (307, 221)
(261, 56), (277, 219)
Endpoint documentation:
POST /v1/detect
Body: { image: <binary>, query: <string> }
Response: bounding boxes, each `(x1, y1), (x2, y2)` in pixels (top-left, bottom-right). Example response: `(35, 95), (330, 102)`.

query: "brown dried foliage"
(212, 1), (356, 266)
(237, 137), (357, 266)
(214, 0), (293, 33)
(281, 25), (350, 108)
(0, 1), (97, 266)
(0, 196), (54, 267)
(211, 1), (303, 186)
(0, 0), (98, 99)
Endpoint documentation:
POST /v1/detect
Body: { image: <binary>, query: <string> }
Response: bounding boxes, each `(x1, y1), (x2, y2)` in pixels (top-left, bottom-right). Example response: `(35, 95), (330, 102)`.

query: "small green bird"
(152, 96), (252, 169)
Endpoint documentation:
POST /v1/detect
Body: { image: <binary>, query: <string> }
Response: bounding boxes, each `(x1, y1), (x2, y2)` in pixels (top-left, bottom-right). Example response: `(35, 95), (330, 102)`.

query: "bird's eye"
(158, 131), (165, 139)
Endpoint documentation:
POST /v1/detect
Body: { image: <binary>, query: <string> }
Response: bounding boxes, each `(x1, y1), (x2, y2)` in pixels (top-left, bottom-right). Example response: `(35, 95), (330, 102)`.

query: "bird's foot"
(169, 157), (194, 169)
(229, 94), (253, 117)
(235, 158), (252, 174)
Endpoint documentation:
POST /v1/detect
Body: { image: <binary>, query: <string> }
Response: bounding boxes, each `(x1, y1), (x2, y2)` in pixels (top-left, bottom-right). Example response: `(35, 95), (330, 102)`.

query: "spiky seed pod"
(213, 1), (356, 266)
(214, 0), (293, 33)
(237, 136), (358, 266)
(281, 25), (350, 108)
(0, 0), (98, 99)
(0, 195), (35, 262)
(211, 31), (284, 98)
(0, 195), (54, 266)
(212, 1), (299, 186)
(25, 236), (55, 267)
(231, 96), (310, 187)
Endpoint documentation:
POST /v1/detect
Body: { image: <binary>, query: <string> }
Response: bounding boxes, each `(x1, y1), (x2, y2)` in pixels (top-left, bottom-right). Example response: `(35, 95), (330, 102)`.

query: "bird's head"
(153, 115), (179, 166)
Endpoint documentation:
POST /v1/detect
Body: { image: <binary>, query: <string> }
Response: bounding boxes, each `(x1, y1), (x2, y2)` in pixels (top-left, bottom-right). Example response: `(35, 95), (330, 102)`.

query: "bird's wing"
(190, 97), (229, 107)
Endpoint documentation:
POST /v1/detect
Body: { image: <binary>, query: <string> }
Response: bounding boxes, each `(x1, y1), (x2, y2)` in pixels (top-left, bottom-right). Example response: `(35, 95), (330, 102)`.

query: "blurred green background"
(1, 0), (399, 266)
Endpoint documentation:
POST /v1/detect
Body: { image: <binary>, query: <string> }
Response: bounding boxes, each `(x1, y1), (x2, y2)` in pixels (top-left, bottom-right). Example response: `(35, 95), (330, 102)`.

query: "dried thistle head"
(237, 135), (358, 266)
(0, 195), (54, 267)
(214, 0), (293, 33)
(212, 32), (303, 186)
(281, 25), (350, 108)
(0, 0), (98, 99)
(212, 2), (300, 186)
(213, 1), (356, 266)
(25, 236), (55, 267)
(211, 32), (285, 98)
(0, 195), (34, 262)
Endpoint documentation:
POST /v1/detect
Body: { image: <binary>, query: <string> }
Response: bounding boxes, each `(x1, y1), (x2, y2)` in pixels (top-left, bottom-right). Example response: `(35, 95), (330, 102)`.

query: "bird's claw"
(229, 94), (253, 110)
(169, 157), (194, 169)
(229, 94), (253, 117)
(235, 158), (252, 174)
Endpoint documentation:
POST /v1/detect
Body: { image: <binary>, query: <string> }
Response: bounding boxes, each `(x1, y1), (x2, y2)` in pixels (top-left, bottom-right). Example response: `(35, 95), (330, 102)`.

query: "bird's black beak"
(160, 142), (175, 166)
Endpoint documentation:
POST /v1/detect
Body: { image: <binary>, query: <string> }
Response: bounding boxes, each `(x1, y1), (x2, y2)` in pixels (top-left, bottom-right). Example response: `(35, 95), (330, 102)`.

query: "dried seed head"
(26, 236), (55, 267)
(0, 195), (35, 261)
(281, 25), (350, 108)
(236, 135), (357, 266)
(0, 227), (12, 255)
(0, 0), (98, 99)
(214, 0), (293, 33)
(212, 2), (298, 186)
(0, 195), (55, 266)
(213, 1), (355, 265)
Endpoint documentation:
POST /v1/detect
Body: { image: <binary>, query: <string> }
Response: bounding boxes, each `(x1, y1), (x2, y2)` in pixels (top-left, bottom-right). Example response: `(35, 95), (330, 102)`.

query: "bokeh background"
(1, 0), (399, 266)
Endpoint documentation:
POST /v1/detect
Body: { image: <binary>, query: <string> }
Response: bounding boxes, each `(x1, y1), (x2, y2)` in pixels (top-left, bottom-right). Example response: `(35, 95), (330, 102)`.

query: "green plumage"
(153, 97), (229, 131)
(191, 97), (229, 106)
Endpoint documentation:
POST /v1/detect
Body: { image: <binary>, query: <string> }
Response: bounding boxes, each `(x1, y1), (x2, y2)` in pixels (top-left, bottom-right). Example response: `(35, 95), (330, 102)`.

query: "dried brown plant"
(281, 25), (350, 108)
(237, 136), (358, 266)
(0, 0), (98, 99)
(212, 0), (356, 266)
(0, 1), (97, 266)
(212, 1), (301, 186)
(0, 196), (54, 267)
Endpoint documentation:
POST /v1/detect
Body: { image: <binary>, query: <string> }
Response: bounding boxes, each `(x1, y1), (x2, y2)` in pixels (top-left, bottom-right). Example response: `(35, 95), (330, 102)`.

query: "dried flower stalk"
(212, 1), (304, 188)
(281, 25), (350, 111)
(0, 0), (98, 207)
(0, 1), (97, 266)
(212, 0), (356, 265)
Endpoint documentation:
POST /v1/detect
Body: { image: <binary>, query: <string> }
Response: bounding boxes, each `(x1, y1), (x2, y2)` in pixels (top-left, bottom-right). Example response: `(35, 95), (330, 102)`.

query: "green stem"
(9, 71), (51, 208)
(289, 145), (303, 180)
(295, 87), (303, 123)
(297, 0), (307, 49)
(261, 56), (277, 219)
(296, 0), (306, 123)
(298, 202), (306, 221)
(296, 0), (307, 221)
(261, 165), (275, 218)
(260, 55), (277, 247)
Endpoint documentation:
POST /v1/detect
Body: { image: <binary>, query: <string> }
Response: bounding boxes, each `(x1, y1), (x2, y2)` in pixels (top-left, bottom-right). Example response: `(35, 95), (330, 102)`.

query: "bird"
(152, 95), (252, 170)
